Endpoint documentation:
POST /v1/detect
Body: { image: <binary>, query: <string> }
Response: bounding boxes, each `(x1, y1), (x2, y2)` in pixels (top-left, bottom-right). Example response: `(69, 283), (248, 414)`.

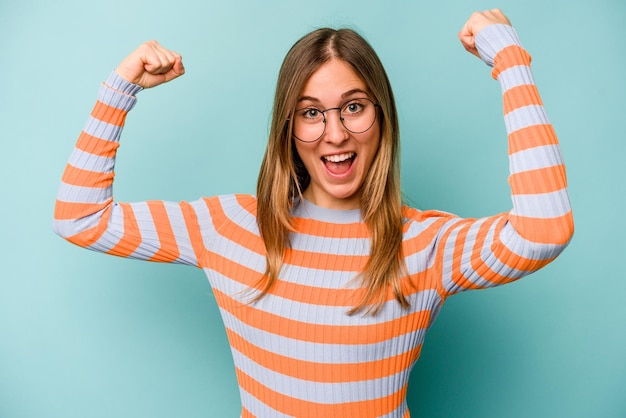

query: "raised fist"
(458, 9), (512, 58)
(115, 40), (185, 88)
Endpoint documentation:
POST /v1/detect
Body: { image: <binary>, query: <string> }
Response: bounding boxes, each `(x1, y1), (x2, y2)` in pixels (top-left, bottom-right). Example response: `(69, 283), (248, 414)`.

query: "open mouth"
(322, 152), (356, 175)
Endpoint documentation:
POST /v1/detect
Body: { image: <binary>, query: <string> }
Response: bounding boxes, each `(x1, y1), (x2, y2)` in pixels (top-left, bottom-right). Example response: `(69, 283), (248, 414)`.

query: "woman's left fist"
(458, 9), (511, 58)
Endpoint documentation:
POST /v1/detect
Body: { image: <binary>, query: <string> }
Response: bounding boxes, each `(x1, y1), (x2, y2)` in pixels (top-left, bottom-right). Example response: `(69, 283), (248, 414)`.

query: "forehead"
(299, 59), (368, 103)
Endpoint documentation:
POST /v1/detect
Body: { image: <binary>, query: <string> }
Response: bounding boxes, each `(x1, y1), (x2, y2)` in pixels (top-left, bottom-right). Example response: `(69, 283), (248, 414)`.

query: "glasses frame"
(291, 97), (380, 143)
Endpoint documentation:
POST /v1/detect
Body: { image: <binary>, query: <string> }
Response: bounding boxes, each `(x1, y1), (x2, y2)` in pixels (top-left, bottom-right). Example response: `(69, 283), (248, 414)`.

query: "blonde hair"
(256, 28), (407, 315)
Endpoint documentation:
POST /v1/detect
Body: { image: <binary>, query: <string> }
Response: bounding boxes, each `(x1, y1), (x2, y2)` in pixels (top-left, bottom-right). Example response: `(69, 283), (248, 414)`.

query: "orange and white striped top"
(54, 25), (573, 417)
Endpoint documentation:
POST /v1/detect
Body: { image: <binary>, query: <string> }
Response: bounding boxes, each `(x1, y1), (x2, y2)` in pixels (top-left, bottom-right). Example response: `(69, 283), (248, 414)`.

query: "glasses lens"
(341, 98), (376, 134)
(293, 107), (325, 142)
(292, 98), (377, 142)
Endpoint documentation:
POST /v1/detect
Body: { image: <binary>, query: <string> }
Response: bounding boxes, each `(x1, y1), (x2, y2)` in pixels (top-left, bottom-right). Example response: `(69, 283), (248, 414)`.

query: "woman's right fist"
(115, 40), (184, 89)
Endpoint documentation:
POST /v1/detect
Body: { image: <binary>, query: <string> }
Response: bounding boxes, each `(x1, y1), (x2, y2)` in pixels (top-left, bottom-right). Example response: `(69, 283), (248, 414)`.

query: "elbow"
(510, 210), (574, 248)
(52, 202), (76, 239)
(52, 219), (64, 238)
(539, 211), (575, 261)
(52, 213), (100, 246)
(52, 217), (100, 249)
(52, 198), (111, 242)
(52, 217), (77, 241)
(553, 210), (575, 248)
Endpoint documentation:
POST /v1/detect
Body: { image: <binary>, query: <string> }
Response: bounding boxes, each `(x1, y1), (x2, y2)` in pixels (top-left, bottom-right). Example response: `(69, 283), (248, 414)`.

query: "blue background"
(1, 0), (624, 416)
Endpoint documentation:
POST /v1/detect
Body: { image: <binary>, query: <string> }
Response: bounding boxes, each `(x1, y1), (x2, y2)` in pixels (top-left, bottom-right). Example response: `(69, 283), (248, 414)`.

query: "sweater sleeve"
(53, 72), (210, 267)
(437, 24), (574, 296)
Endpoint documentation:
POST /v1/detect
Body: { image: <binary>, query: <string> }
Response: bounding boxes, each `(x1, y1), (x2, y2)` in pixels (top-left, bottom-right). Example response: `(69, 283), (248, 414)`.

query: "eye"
(343, 100), (365, 115)
(299, 108), (322, 120)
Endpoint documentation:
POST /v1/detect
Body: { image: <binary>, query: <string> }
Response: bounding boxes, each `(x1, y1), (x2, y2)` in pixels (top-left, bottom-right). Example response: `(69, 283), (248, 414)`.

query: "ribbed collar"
(291, 198), (363, 224)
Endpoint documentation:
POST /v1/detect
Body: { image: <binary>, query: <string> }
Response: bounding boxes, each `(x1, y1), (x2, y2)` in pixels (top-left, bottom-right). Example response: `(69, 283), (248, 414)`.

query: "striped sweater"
(53, 25), (573, 417)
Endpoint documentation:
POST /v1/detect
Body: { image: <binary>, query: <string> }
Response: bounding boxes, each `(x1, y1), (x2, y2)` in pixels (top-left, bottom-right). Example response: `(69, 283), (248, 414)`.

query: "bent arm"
(439, 24), (574, 296)
(53, 72), (206, 266)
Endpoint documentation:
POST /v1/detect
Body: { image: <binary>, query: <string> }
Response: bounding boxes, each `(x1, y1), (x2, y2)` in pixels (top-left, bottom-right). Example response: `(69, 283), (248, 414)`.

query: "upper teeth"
(324, 153), (354, 163)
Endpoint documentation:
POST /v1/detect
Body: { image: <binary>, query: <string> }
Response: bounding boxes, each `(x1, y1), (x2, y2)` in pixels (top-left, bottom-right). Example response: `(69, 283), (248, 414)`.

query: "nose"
(323, 109), (349, 144)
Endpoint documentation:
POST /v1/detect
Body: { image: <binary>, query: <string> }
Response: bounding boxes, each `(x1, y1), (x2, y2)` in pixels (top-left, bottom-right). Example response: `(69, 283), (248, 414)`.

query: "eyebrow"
(297, 88), (371, 104)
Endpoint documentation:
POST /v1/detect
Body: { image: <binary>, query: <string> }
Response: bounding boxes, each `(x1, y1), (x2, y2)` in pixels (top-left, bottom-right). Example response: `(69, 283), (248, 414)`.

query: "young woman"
(53, 9), (573, 417)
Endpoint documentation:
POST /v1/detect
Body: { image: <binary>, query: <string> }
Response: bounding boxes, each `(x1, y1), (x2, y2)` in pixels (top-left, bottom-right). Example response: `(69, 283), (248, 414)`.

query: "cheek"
(362, 127), (382, 161)
(293, 141), (314, 176)
(294, 141), (316, 165)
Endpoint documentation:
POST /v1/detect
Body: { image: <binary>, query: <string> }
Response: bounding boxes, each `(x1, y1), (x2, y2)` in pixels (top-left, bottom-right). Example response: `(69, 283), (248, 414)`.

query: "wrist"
(106, 71), (143, 96)
(475, 24), (523, 67)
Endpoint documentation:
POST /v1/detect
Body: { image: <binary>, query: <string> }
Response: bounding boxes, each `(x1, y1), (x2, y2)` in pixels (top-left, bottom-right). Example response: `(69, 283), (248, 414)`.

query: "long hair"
(256, 28), (407, 315)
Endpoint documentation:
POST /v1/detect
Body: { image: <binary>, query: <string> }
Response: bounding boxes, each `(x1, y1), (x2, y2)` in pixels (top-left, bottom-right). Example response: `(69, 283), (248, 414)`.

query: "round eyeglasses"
(292, 97), (379, 143)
